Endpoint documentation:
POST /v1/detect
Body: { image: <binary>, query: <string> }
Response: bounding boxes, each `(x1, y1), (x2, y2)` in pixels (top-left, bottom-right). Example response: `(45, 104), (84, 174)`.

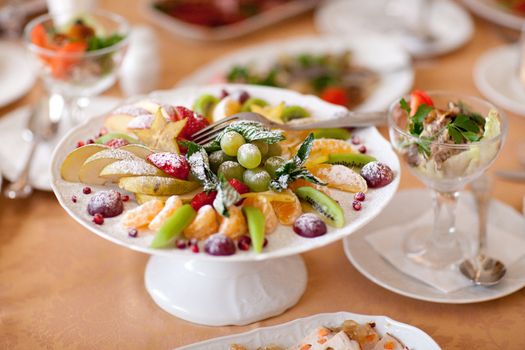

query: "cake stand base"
(144, 254), (307, 326)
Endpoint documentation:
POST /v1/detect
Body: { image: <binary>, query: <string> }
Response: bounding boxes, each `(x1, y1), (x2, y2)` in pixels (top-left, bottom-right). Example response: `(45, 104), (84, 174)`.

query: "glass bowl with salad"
(24, 10), (129, 121)
(388, 90), (507, 269)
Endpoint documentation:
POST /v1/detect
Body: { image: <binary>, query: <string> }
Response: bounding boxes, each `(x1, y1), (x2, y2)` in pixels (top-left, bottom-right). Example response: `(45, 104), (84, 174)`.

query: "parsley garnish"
(446, 114), (482, 144)
(399, 98), (433, 136)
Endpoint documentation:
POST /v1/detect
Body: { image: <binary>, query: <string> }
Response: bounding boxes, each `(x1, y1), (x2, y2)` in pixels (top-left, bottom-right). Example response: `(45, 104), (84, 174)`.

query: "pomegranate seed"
(71, 195), (77, 203)
(191, 244), (199, 253)
(128, 228), (138, 237)
(220, 89), (229, 99)
(92, 213), (104, 225)
(354, 192), (365, 201)
(76, 141), (85, 148)
(98, 127), (108, 137)
(87, 139), (95, 144)
(352, 201), (362, 211)
(237, 235), (251, 251)
(82, 187), (92, 194)
(263, 238), (268, 248)
(351, 136), (360, 145)
(189, 238), (198, 247)
(176, 239), (187, 249)
(358, 145), (367, 153)
(121, 195), (130, 202)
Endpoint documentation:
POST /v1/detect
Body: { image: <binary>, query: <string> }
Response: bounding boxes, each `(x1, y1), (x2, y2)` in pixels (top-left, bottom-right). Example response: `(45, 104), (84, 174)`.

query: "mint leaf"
(447, 125), (463, 144)
(186, 142), (218, 192)
(400, 98), (411, 114)
(295, 133), (314, 165)
(213, 175), (241, 218)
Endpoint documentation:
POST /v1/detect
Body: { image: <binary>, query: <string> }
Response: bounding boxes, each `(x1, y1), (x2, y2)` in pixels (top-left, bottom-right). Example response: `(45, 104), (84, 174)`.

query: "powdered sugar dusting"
(111, 105), (150, 117)
(127, 114), (154, 129)
(87, 190), (123, 217)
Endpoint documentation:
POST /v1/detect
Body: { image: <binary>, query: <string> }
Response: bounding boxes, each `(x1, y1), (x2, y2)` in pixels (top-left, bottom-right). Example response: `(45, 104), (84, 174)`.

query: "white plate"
(0, 96), (120, 191)
(51, 84), (400, 262)
(463, 0), (525, 30)
(474, 44), (525, 117)
(0, 41), (36, 108)
(176, 311), (441, 350)
(344, 189), (525, 304)
(176, 35), (413, 112)
(315, 0), (473, 58)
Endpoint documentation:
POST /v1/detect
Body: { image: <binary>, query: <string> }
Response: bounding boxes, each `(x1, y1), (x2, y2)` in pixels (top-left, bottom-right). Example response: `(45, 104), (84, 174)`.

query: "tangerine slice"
(183, 205), (219, 240)
(121, 199), (164, 229)
(148, 195), (183, 231)
(288, 178), (332, 196)
(271, 190), (302, 225)
(309, 164), (367, 193)
(241, 191), (295, 203)
(242, 196), (278, 234)
(218, 205), (247, 240)
(309, 138), (354, 158)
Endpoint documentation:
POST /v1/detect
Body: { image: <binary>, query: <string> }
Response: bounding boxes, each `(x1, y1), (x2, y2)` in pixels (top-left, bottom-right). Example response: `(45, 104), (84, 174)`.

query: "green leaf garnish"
(409, 104), (433, 136)
(186, 142), (218, 192)
(447, 125), (464, 144)
(205, 121), (285, 152)
(213, 175), (241, 218)
(399, 98), (411, 114)
(87, 34), (124, 51)
(415, 137), (432, 158)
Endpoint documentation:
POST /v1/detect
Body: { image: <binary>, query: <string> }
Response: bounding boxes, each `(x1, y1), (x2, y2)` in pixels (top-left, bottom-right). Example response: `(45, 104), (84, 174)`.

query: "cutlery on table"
(459, 175), (506, 286)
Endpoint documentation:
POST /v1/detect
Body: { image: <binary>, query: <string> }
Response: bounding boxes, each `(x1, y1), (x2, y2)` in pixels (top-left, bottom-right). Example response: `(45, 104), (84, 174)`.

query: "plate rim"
(462, 0), (525, 30)
(0, 42), (36, 108)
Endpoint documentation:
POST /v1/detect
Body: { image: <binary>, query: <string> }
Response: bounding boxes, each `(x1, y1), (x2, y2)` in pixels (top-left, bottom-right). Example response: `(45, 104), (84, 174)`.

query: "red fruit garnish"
(320, 87), (348, 107)
(358, 145), (367, 154)
(147, 152), (190, 180)
(182, 112), (210, 141)
(228, 179), (249, 194)
(409, 90), (434, 116)
(128, 228), (138, 237)
(352, 201), (362, 211)
(354, 192), (366, 202)
(105, 138), (129, 148)
(190, 191), (217, 211)
(121, 195), (130, 202)
(191, 244), (199, 253)
(76, 141), (85, 148)
(92, 213), (104, 225)
(71, 195), (77, 203)
(83, 186), (92, 194)
(173, 106), (195, 121)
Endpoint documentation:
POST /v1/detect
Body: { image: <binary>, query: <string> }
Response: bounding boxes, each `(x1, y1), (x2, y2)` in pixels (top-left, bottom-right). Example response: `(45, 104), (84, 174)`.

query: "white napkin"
(366, 200), (525, 293)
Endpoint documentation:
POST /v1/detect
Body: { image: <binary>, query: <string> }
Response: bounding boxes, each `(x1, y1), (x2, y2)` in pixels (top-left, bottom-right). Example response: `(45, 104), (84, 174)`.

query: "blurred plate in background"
(0, 41), (36, 107)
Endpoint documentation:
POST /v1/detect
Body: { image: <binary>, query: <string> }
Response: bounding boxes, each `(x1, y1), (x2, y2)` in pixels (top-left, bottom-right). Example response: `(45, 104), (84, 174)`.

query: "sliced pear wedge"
(99, 158), (166, 182)
(135, 190), (199, 205)
(119, 144), (153, 159)
(79, 149), (138, 185)
(119, 176), (200, 195)
(60, 144), (109, 182)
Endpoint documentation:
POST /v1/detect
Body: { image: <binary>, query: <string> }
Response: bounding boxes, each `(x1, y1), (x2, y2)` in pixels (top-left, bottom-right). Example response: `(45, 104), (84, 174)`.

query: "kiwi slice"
(325, 153), (376, 169)
(281, 105), (310, 122)
(294, 186), (344, 228)
(243, 206), (265, 253)
(313, 128), (351, 140)
(241, 97), (268, 112)
(193, 94), (219, 119)
(150, 204), (196, 248)
(95, 132), (139, 144)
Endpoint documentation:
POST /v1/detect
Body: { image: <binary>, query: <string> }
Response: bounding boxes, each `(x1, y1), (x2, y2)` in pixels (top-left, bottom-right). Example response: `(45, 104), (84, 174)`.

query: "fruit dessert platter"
(224, 51), (379, 110)
(390, 90), (502, 181)
(497, 0), (525, 15)
(52, 85), (399, 260)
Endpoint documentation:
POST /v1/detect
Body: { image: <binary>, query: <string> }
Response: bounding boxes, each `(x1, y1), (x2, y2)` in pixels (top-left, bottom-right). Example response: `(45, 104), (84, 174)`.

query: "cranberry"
(351, 136), (360, 145)
(121, 195), (130, 202)
(87, 190), (124, 218)
(176, 239), (187, 249)
(204, 233), (236, 256)
(358, 145), (367, 153)
(191, 244), (199, 253)
(352, 201), (362, 211)
(361, 161), (394, 188)
(82, 186), (92, 194)
(237, 235), (251, 251)
(354, 192), (365, 201)
(128, 228), (138, 237)
(293, 214), (327, 238)
(92, 213), (104, 225)
(76, 141), (85, 148)
(71, 195), (77, 203)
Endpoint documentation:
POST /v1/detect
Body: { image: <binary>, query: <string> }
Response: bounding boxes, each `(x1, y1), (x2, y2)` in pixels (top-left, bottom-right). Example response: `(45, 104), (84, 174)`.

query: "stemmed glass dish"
(24, 10), (130, 124)
(388, 92), (507, 269)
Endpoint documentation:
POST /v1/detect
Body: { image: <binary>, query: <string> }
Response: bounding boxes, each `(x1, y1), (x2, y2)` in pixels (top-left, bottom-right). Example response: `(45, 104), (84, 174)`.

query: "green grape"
(264, 156), (286, 178)
(266, 142), (282, 157)
(237, 143), (262, 169)
(251, 140), (268, 156)
(209, 150), (235, 173)
(217, 161), (245, 181)
(220, 131), (246, 156)
(243, 168), (271, 192)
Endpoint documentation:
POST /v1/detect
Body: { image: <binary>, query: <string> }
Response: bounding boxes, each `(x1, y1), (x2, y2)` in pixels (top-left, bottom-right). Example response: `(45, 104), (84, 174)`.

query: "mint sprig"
(213, 175), (241, 218)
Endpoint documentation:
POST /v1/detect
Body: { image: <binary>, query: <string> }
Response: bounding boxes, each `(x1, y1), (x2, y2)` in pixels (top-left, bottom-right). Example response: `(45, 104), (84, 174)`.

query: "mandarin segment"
(217, 205), (247, 240)
(242, 196), (278, 234)
(309, 164), (368, 193)
(121, 199), (164, 229)
(309, 138), (354, 158)
(183, 205), (219, 241)
(271, 191), (302, 225)
(148, 195), (183, 231)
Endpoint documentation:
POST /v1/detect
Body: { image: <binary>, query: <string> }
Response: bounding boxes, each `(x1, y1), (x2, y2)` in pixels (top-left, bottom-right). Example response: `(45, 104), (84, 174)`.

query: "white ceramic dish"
(0, 41), (36, 108)
(463, 0), (525, 30)
(50, 84), (400, 325)
(314, 0), (473, 58)
(176, 312), (441, 350)
(344, 189), (525, 304)
(177, 35), (413, 113)
(143, 0), (318, 41)
(474, 44), (525, 117)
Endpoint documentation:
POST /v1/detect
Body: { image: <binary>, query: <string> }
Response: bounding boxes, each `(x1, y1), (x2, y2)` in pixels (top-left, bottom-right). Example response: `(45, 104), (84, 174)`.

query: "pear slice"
(135, 100), (176, 121)
(119, 144), (153, 159)
(99, 158), (166, 183)
(135, 193), (172, 205)
(60, 144), (109, 182)
(104, 114), (134, 133)
(119, 176), (200, 195)
(79, 149), (138, 185)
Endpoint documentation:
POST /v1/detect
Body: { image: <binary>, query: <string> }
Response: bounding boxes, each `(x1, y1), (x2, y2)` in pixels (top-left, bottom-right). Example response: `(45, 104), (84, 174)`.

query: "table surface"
(1, 2), (525, 349)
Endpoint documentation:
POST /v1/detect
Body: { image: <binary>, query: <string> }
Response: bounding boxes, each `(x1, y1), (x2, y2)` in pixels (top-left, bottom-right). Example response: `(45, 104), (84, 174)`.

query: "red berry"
(87, 190), (124, 218)
(190, 191), (217, 211)
(98, 127), (108, 137)
(352, 201), (362, 211)
(361, 161), (394, 188)
(71, 195), (77, 203)
(87, 139), (95, 144)
(204, 234), (236, 256)
(293, 213), (327, 238)
(173, 106), (195, 121)
(358, 145), (367, 153)
(220, 89), (229, 99)
(237, 235), (251, 251)
(76, 141), (85, 148)
(191, 244), (199, 253)
(320, 87), (348, 106)
(83, 186), (92, 194)
(237, 90), (250, 104)
(189, 238), (198, 247)
(351, 136), (360, 145)
(354, 192), (365, 201)
(176, 239), (187, 249)
(128, 228), (138, 237)
(105, 138), (129, 148)
(147, 152), (190, 180)
(409, 90), (434, 116)
(263, 237), (268, 248)
(175, 106), (209, 140)
(121, 195), (130, 202)
(92, 213), (104, 225)
(228, 179), (249, 194)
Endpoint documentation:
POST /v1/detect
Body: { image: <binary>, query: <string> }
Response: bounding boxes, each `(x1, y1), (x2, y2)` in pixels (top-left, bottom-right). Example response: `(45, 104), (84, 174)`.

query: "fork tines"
(193, 115), (239, 145)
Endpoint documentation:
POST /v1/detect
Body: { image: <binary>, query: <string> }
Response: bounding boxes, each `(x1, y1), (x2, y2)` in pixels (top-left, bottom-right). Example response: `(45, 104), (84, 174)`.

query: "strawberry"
(320, 87), (348, 107)
(190, 191), (217, 211)
(105, 138), (129, 148)
(179, 109), (210, 141)
(228, 179), (249, 195)
(409, 90), (434, 116)
(173, 106), (195, 121)
(147, 152), (190, 180)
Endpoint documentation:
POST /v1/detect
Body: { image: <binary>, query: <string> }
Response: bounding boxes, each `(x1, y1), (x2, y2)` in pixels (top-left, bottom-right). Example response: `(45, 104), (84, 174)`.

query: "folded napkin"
(366, 199), (525, 293)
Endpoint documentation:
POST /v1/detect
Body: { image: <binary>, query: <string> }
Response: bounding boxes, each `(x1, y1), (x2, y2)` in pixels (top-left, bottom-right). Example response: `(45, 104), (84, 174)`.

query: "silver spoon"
(459, 175), (506, 286)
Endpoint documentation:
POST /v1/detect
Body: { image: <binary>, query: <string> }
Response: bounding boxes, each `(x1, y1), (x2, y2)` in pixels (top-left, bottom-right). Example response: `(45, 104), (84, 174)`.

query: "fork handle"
(285, 111), (387, 130)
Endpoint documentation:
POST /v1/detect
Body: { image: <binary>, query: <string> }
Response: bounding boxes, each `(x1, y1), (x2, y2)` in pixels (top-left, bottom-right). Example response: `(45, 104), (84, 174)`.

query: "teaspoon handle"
(471, 175), (491, 257)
